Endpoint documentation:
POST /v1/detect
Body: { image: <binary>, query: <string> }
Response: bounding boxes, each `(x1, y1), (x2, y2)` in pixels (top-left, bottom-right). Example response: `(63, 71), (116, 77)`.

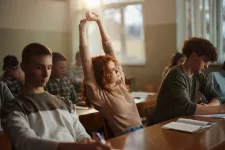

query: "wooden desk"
(108, 116), (225, 150)
(0, 131), (12, 150)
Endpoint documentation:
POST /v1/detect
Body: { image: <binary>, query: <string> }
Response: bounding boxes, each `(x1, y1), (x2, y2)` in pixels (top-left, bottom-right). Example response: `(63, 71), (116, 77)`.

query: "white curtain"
(177, 0), (223, 62)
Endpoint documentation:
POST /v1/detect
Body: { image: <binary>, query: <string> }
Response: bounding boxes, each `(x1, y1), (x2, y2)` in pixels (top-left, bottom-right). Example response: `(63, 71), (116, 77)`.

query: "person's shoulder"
(0, 81), (7, 89)
(1, 95), (24, 116)
(166, 65), (186, 79)
(207, 71), (225, 80)
(210, 71), (224, 77)
(43, 91), (59, 99)
(62, 76), (70, 81)
(44, 91), (75, 110)
(195, 72), (207, 79)
(57, 96), (75, 112)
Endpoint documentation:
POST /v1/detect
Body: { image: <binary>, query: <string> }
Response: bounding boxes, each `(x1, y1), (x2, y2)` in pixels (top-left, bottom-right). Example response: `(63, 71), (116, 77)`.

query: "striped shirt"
(1, 92), (90, 150)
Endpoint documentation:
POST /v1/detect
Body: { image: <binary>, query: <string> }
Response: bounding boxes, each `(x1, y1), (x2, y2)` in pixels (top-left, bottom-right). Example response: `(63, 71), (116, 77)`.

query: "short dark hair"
(182, 37), (218, 62)
(22, 43), (51, 63)
(2, 55), (19, 70)
(52, 52), (67, 65)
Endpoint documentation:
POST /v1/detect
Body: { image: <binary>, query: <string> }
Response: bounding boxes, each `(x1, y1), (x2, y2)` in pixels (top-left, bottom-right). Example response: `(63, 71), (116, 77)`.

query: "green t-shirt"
(153, 65), (221, 123)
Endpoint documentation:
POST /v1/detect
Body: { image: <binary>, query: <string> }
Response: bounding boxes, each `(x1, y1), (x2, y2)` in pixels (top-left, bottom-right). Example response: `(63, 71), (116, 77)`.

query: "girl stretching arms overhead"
(79, 11), (143, 137)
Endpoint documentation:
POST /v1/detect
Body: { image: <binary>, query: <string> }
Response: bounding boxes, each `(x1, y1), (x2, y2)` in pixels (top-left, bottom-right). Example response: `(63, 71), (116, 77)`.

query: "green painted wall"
(0, 28), (72, 74)
(122, 23), (177, 90)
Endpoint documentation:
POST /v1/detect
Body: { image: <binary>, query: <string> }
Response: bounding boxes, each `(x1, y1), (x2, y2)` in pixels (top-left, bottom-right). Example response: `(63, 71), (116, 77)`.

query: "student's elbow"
(174, 102), (196, 116)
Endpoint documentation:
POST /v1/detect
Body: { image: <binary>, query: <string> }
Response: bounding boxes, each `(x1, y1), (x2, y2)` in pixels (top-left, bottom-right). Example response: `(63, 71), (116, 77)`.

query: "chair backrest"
(146, 83), (160, 93)
(0, 131), (12, 150)
(144, 107), (154, 126)
(103, 119), (115, 140)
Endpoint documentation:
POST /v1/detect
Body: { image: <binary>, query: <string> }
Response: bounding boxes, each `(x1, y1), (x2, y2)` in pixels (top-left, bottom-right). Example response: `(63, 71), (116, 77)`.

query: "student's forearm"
(195, 104), (225, 115)
(208, 98), (220, 106)
(79, 29), (88, 46)
(97, 20), (110, 43)
(79, 27), (94, 81)
(96, 20), (115, 56)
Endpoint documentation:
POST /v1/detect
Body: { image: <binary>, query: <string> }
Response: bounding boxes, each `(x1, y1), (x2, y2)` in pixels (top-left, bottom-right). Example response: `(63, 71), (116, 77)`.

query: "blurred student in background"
(162, 52), (186, 78)
(68, 52), (83, 94)
(207, 61), (225, 103)
(45, 52), (77, 104)
(0, 55), (23, 96)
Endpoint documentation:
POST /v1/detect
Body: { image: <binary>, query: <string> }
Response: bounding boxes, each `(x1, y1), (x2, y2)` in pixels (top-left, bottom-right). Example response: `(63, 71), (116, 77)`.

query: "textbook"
(162, 118), (215, 133)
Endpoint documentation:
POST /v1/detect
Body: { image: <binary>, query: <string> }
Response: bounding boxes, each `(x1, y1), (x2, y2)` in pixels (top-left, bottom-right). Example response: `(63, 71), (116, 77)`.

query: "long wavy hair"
(82, 55), (118, 107)
(169, 52), (185, 68)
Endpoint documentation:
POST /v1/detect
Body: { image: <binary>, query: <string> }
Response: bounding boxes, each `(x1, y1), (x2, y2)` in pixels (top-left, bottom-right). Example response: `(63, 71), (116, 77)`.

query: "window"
(177, 0), (224, 63)
(73, 0), (145, 65)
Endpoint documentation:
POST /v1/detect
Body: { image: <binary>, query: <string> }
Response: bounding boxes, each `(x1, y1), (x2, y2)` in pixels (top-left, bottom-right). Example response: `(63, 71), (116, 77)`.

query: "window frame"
(76, 0), (146, 65)
(177, 0), (224, 64)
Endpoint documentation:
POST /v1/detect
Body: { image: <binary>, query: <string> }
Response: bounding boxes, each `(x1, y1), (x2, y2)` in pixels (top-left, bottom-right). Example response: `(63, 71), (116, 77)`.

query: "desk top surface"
(108, 116), (225, 150)
(75, 93), (157, 116)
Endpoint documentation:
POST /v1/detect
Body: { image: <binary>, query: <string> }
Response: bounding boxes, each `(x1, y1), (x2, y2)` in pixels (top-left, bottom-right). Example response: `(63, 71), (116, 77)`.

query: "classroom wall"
(0, 0), (72, 74)
(0, 0), (221, 90)
(122, 0), (177, 90)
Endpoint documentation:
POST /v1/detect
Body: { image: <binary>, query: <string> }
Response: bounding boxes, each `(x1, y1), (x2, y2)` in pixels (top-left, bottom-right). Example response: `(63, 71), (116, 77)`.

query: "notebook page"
(177, 118), (209, 126)
(162, 122), (202, 133)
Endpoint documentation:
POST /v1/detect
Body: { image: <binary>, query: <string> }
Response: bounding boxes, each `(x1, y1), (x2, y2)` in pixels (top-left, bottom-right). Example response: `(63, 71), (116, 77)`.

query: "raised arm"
(86, 11), (115, 57)
(79, 19), (95, 83)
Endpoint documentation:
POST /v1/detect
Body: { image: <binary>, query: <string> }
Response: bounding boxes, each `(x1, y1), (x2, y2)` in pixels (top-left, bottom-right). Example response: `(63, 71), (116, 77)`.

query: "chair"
(146, 83), (160, 93)
(144, 107), (154, 126)
(0, 131), (12, 150)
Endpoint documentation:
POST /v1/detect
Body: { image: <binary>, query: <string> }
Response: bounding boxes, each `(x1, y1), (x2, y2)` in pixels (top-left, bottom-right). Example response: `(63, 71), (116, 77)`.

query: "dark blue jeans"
(121, 125), (144, 135)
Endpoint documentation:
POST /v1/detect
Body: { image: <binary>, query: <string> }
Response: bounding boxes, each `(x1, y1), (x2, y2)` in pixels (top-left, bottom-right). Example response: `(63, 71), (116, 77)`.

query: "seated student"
(0, 81), (14, 130)
(0, 55), (23, 96)
(162, 52), (186, 78)
(79, 12), (143, 137)
(1, 43), (111, 150)
(45, 52), (77, 104)
(68, 52), (83, 93)
(207, 61), (225, 104)
(152, 37), (225, 124)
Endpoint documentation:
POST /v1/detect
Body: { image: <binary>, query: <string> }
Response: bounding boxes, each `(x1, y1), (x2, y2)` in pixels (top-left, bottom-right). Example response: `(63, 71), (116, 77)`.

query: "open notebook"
(162, 118), (215, 133)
